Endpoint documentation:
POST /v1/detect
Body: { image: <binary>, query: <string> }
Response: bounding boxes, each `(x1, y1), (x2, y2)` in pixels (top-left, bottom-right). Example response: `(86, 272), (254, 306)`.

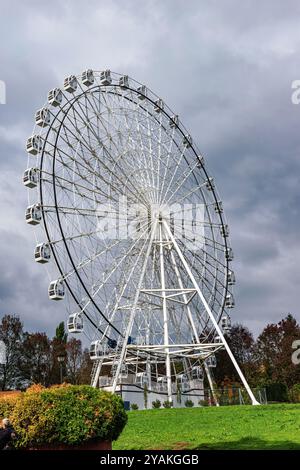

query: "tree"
(55, 322), (67, 343)
(66, 337), (82, 384)
(214, 324), (258, 387)
(256, 314), (300, 387)
(0, 315), (24, 390)
(78, 348), (93, 384)
(20, 332), (51, 386)
(49, 322), (68, 384)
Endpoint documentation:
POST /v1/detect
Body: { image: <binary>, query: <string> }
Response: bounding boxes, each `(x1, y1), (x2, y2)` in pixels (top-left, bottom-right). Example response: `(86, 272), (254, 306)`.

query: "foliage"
(131, 403), (139, 410)
(55, 322), (67, 344)
(152, 399), (161, 409)
(255, 314), (300, 387)
(265, 383), (288, 402)
(199, 399), (208, 406)
(4, 384), (127, 448)
(163, 400), (173, 408)
(0, 394), (19, 420)
(0, 315), (24, 390)
(20, 333), (51, 387)
(184, 399), (194, 407)
(288, 384), (300, 403)
(114, 404), (300, 450)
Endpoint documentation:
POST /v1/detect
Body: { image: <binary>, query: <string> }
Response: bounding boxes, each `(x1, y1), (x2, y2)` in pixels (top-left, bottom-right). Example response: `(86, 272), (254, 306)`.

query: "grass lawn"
(113, 404), (300, 450)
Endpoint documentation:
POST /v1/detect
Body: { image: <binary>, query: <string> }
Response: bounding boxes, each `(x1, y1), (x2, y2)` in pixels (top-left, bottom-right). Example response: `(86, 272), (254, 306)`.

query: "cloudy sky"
(0, 0), (299, 337)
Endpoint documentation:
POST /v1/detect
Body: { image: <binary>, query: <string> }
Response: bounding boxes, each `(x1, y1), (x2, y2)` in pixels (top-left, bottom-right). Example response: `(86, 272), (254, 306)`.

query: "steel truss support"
(162, 219), (260, 406)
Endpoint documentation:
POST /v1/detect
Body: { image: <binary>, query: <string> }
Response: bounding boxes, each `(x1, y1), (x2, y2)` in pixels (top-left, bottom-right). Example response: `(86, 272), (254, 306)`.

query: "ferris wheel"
(23, 69), (259, 406)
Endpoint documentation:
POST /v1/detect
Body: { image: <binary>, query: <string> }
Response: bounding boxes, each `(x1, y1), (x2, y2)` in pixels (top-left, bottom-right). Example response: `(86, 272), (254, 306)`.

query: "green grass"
(113, 404), (300, 450)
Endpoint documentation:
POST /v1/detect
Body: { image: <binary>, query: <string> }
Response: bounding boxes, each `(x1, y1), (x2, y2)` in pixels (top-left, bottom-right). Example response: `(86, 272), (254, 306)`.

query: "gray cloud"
(0, 0), (300, 337)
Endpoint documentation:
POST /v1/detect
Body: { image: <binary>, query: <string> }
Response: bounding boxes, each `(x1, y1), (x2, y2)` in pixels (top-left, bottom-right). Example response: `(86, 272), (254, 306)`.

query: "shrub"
(152, 399), (161, 409)
(265, 383), (288, 402)
(288, 384), (300, 403)
(163, 400), (173, 408)
(0, 395), (19, 421)
(199, 399), (208, 406)
(131, 403), (139, 410)
(7, 384), (127, 448)
(185, 399), (194, 407)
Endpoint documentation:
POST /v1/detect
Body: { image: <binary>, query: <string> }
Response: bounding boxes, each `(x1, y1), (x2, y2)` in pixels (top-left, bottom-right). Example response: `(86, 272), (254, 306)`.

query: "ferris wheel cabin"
(67, 313), (83, 334)
(34, 243), (51, 263)
(81, 69), (94, 87)
(63, 75), (78, 93)
(23, 168), (39, 188)
(35, 108), (50, 127)
(119, 75), (129, 88)
(26, 135), (43, 155)
(25, 204), (42, 225)
(100, 70), (112, 86)
(48, 88), (62, 107)
(48, 280), (65, 300)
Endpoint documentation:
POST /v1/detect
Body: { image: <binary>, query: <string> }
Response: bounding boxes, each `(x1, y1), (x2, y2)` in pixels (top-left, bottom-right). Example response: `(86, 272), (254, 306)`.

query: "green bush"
(265, 383), (288, 402)
(185, 399), (194, 407)
(131, 403), (139, 410)
(163, 400), (173, 408)
(289, 384), (300, 403)
(0, 395), (18, 420)
(199, 399), (208, 406)
(4, 384), (127, 448)
(152, 399), (161, 409)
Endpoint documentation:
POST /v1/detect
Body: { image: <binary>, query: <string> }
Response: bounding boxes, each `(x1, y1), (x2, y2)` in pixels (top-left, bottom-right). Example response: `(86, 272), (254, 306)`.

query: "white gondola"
(169, 114), (179, 127)
(220, 224), (229, 238)
(154, 98), (164, 113)
(63, 75), (77, 93)
(135, 372), (149, 386)
(48, 279), (65, 300)
(205, 177), (215, 191)
(90, 340), (105, 360)
(23, 168), (39, 188)
(67, 313), (83, 333)
(35, 108), (50, 127)
(100, 70), (112, 85)
(177, 373), (189, 391)
(26, 135), (43, 155)
(157, 376), (167, 391)
(183, 134), (192, 147)
(225, 247), (234, 261)
(227, 270), (236, 285)
(81, 69), (94, 87)
(214, 201), (223, 213)
(25, 204), (42, 225)
(221, 314), (231, 332)
(48, 88), (62, 107)
(215, 335), (222, 343)
(206, 355), (217, 368)
(225, 293), (235, 308)
(119, 75), (129, 88)
(34, 242), (51, 263)
(137, 85), (147, 100)
(191, 366), (204, 380)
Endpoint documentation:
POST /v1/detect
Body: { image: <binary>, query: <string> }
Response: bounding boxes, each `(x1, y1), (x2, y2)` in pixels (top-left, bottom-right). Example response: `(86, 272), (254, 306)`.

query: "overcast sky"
(0, 0), (299, 338)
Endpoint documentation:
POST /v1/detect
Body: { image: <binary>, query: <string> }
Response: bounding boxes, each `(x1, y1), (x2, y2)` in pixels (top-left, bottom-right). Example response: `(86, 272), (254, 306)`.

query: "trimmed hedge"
(0, 384), (127, 448)
(265, 383), (288, 402)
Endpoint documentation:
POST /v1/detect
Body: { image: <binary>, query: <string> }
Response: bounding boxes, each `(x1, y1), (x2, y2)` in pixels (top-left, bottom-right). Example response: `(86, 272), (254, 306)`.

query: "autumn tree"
(0, 315), (24, 390)
(255, 314), (300, 387)
(20, 332), (51, 386)
(66, 337), (82, 384)
(214, 324), (258, 387)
